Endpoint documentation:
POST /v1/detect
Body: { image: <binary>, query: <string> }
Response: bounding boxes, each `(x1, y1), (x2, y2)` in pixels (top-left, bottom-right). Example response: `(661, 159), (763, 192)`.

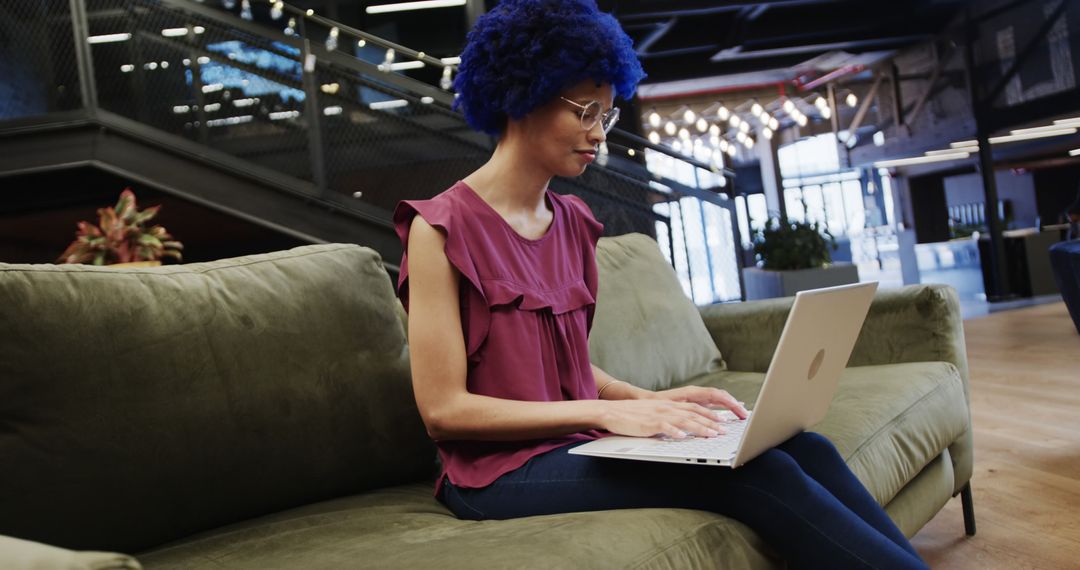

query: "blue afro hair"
(452, 0), (647, 136)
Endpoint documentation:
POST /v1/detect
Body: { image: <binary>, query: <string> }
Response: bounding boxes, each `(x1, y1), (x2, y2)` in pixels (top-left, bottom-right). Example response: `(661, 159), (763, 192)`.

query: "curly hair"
(452, 0), (646, 136)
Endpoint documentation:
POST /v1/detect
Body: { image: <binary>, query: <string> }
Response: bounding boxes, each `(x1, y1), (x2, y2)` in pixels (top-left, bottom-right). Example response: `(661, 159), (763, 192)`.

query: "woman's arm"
(591, 364), (749, 419)
(407, 215), (729, 441)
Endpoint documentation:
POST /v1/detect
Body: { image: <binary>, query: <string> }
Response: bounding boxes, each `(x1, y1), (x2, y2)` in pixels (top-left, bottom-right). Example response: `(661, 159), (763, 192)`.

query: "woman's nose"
(587, 121), (606, 145)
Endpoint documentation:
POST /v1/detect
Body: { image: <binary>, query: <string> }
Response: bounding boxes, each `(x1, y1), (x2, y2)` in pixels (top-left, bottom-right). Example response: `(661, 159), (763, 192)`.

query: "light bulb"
(683, 108), (695, 123)
(782, 99), (795, 113)
(709, 124), (721, 137)
(270, 1), (284, 20)
(648, 111), (661, 128)
(846, 93), (858, 107)
(648, 131), (661, 144)
(696, 118), (708, 132)
(751, 102), (763, 116)
(664, 121), (676, 136)
(717, 106), (730, 121)
(762, 127), (773, 140)
(769, 117), (779, 130)
(678, 128), (690, 140)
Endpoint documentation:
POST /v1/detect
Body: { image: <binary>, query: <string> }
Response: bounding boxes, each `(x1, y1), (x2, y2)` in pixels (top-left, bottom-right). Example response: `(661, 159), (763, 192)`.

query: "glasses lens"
(602, 107), (620, 133)
(580, 101), (602, 130)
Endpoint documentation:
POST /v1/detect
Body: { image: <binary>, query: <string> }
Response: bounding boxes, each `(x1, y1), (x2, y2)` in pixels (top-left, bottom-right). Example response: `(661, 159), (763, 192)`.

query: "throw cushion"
(0, 244), (434, 554)
(588, 233), (726, 391)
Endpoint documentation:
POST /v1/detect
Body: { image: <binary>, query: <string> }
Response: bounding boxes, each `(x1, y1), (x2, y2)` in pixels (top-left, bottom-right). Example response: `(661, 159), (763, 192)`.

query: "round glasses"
(560, 97), (620, 134)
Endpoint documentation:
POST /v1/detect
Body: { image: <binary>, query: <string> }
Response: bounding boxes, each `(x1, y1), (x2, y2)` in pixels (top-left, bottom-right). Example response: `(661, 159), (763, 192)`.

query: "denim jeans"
(439, 432), (928, 570)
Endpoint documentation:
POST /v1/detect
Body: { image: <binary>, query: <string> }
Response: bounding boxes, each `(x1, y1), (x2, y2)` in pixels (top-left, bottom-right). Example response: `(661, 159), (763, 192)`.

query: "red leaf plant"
(58, 188), (184, 265)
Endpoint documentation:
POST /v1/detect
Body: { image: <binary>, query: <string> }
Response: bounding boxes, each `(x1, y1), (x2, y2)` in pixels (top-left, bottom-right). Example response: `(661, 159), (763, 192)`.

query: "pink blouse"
(393, 180), (606, 492)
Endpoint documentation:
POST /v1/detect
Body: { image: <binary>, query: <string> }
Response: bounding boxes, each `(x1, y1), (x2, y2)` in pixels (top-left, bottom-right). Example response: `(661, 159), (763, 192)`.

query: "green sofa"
(0, 234), (974, 568)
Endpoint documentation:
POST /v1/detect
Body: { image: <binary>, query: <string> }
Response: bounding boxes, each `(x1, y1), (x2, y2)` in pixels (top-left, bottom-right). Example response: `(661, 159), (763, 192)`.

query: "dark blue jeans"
(439, 432), (928, 570)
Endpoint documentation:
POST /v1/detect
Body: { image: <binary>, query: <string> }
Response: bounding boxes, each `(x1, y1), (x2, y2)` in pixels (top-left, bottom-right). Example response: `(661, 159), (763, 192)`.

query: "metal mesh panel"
(0, 0), (82, 120)
(313, 62), (490, 211)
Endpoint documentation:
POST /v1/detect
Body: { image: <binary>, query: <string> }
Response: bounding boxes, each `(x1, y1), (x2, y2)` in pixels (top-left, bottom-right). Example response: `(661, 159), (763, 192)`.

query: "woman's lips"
(575, 150), (596, 163)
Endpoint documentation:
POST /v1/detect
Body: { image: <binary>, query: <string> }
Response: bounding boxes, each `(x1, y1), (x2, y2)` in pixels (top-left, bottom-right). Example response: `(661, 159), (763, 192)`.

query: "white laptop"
(570, 281), (878, 468)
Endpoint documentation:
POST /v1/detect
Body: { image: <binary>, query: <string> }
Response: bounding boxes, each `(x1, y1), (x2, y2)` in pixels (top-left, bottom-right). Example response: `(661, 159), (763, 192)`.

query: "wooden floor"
(912, 301), (1080, 569)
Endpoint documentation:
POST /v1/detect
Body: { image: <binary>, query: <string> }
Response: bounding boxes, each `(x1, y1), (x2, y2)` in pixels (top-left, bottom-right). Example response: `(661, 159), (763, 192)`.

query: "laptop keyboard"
(648, 416), (749, 458)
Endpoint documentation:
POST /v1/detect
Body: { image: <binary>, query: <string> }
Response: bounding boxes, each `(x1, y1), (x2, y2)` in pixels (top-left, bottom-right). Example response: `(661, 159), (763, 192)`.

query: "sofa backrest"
(0, 244), (434, 553)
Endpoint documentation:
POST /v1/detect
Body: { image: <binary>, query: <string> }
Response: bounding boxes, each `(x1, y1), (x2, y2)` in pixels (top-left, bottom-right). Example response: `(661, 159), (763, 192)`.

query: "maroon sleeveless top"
(393, 181), (606, 492)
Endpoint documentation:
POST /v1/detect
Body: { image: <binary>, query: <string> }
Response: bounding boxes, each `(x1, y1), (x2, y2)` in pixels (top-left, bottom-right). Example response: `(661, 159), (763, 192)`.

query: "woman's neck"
(464, 137), (552, 215)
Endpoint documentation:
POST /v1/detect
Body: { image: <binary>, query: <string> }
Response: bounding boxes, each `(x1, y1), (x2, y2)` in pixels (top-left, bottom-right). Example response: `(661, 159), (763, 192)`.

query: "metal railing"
(0, 0), (745, 302)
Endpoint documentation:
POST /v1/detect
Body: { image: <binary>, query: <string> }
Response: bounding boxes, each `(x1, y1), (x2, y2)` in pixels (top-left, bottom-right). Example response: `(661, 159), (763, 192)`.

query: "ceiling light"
(762, 127), (773, 140)
(874, 152), (970, 168)
(846, 93), (858, 107)
(1070, 148), (1080, 156)
(1009, 124), (1079, 136)
(729, 114), (741, 127)
(750, 102), (763, 116)
(717, 105), (730, 121)
(647, 131), (660, 144)
(648, 110), (661, 128)
(678, 128), (691, 140)
(709, 124), (721, 137)
(683, 108), (696, 123)
(696, 118), (708, 133)
(366, 0), (467, 14)
(88, 33), (131, 44)
(664, 121), (676, 136)
(989, 127), (1076, 144)
(950, 140), (978, 149)
(782, 99), (795, 113)
(161, 28), (188, 37)
(739, 121), (750, 133)
(769, 117), (779, 130)
(1052, 117), (1080, 128)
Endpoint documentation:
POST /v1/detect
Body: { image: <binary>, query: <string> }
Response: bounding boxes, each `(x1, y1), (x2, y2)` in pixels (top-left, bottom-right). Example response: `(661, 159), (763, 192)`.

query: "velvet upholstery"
(0, 237), (973, 568)
(0, 245), (433, 553)
(588, 233), (726, 391)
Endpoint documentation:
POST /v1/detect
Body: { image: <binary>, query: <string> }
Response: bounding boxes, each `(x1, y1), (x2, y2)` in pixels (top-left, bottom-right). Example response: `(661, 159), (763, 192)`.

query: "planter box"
(742, 263), (860, 300)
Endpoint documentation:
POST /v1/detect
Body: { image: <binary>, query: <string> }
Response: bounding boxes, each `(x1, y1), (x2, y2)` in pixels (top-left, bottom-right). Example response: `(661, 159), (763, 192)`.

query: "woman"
(393, 1), (929, 568)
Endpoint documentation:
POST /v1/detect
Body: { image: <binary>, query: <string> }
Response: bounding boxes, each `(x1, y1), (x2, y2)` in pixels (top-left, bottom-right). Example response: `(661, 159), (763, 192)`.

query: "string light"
(648, 110), (661, 128)
(284, 17), (296, 36)
(326, 26), (339, 51)
(270, 1), (284, 20)
(695, 117), (708, 133)
(647, 131), (661, 144)
(440, 66), (453, 90)
(240, 0), (252, 20)
(664, 121), (676, 136)
(846, 92), (858, 107)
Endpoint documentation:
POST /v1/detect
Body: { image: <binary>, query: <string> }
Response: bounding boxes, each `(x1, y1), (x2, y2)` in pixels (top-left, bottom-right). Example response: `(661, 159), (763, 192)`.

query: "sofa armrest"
(699, 284), (970, 394)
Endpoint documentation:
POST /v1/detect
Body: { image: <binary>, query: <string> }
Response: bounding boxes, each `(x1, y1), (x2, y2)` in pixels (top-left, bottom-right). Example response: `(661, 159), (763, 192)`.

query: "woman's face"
(511, 80), (615, 178)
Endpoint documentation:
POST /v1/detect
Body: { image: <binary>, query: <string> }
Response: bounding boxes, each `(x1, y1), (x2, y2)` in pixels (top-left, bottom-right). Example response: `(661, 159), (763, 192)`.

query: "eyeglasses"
(560, 97), (620, 134)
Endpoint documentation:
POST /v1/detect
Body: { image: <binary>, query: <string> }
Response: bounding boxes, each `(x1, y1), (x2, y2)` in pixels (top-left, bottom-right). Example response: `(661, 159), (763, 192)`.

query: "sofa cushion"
(138, 483), (781, 570)
(0, 245), (434, 554)
(589, 233), (725, 391)
(681, 361), (969, 505)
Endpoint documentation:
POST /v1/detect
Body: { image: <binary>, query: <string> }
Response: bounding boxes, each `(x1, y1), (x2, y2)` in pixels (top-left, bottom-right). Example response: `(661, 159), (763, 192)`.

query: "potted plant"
(58, 188), (183, 267)
(742, 217), (859, 300)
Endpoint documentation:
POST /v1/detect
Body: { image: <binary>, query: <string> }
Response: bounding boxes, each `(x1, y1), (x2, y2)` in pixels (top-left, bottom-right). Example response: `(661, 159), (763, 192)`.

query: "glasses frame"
(559, 97), (620, 134)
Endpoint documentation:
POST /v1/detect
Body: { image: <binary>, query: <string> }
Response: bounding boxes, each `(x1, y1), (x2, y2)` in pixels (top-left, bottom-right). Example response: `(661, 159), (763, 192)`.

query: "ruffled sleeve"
(393, 198), (490, 361)
(558, 193), (605, 334)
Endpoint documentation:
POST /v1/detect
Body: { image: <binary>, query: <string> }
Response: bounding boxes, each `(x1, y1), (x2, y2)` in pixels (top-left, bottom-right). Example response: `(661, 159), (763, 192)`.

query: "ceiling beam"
(709, 35), (930, 62)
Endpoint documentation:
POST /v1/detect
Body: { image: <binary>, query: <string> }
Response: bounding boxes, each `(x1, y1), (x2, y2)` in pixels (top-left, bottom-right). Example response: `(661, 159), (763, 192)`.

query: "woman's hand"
(598, 398), (729, 440)
(653, 386), (749, 420)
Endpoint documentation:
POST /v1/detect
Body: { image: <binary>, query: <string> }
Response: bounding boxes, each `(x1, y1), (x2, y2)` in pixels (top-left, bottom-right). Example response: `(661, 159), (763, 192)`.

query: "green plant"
(58, 188), (184, 265)
(752, 217), (837, 270)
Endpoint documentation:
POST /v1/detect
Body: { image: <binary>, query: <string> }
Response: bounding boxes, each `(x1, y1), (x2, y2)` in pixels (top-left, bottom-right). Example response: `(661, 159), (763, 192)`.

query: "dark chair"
(1049, 239), (1080, 334)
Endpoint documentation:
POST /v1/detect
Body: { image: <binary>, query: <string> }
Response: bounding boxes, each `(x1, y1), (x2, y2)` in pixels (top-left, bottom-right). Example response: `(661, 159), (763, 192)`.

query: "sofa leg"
(960, 483), (976, 536)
